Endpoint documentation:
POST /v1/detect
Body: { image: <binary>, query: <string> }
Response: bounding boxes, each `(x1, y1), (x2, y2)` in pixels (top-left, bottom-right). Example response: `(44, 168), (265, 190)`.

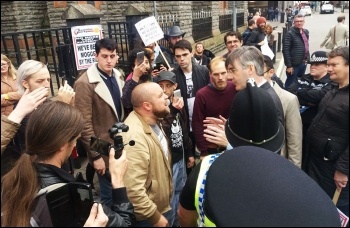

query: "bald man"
(120, 82), (174, 227)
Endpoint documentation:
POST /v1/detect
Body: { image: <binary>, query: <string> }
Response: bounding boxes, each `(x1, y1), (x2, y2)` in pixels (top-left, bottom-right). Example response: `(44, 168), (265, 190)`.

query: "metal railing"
(1, 28), (77, 95)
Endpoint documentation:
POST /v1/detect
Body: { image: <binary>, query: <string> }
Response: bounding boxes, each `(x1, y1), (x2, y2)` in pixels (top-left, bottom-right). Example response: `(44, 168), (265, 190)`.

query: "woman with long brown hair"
(1, 101), (135, 227)
(1, 54), (21, 116)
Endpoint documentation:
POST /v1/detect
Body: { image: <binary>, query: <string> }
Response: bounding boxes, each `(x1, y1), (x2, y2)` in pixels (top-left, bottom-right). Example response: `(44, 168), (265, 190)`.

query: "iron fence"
(1, 28), (77, 96)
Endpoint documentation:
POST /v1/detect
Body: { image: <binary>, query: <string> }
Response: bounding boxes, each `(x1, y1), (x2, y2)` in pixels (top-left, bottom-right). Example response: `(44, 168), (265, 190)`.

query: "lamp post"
(233, 1), (237, 31)
(153, 1), (157, 18)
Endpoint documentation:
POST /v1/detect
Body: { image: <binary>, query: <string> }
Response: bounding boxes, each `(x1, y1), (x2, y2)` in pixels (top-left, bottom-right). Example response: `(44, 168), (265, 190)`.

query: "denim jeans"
(169, 159), (187, 226)
(96, 169), (112, 207)
(135, 209), (174, 227)
(284, 63), (307, 89)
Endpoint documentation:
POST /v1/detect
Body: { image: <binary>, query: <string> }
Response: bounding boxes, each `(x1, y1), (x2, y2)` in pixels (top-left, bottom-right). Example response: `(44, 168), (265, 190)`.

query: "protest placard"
(135, 16), (164, 47)
(71, 25), (103, 70)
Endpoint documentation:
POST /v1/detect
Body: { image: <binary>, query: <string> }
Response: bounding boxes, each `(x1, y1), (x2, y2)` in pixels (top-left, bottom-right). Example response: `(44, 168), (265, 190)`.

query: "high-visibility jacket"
(194, 153), (222, 227)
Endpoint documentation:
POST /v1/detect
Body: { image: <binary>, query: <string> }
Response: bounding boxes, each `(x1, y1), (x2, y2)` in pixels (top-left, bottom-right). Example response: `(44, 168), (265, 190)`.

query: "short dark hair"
(248, 19), (256, 27)
(95, 38), (118, 55)
(263, 55), (274, 70)
(328, 46), (349, 66)
(224, 31), (242, 44)
(337, 15), (346, 22)
(173, 39), (192, 53)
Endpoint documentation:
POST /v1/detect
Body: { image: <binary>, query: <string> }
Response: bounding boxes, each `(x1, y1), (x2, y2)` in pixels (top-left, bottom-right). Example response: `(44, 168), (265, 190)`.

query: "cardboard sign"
(71, 25), (103, 70)
(135, 16), (164, 47)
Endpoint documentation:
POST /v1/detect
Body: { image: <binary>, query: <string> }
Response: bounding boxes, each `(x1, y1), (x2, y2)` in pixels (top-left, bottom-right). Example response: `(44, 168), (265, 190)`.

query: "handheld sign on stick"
(135, 16), (171, 69)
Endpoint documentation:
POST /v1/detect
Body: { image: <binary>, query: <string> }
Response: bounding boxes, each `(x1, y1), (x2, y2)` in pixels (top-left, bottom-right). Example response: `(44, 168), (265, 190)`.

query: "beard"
(153, 107), (170, 119)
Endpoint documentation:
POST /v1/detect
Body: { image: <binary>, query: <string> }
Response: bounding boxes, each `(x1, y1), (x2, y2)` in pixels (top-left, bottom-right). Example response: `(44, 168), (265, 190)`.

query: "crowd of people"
(1, 11), (349, 227)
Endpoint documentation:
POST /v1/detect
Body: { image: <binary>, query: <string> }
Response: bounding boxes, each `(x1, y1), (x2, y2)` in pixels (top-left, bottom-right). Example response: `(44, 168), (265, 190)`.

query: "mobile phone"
(46, 182), (93, 227)
(173, 89), (181, 98)
(155, 62), (168, 70)
(90, 136), (111, 155)
(136, 51), (145, 66)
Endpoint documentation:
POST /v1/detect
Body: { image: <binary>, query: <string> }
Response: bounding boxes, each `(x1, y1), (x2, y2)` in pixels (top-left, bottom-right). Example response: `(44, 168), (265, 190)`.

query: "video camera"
(90, 122), (135, 159)
(108, 122), (135, 158)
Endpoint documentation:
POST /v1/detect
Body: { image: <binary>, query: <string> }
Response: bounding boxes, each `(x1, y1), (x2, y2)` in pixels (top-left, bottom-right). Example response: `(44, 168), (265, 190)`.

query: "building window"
(87, 1), (94, 5)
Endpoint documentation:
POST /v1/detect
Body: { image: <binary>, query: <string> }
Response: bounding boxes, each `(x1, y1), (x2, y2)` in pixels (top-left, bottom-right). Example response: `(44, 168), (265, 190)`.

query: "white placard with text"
(135, 16), (164, 47)
(71, 25), (103, 70)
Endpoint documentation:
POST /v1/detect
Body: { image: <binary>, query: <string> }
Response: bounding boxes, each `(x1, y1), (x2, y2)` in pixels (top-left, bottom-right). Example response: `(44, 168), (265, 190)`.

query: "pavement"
(214, 19), (287, 83)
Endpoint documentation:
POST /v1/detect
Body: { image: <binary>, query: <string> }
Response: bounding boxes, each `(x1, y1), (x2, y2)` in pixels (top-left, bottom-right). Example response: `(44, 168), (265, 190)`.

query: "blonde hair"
(16, 60), (48, 95)
(265, 24), (273, 34)
(1, 54), (17, 80)
(208, 56), (226, 73)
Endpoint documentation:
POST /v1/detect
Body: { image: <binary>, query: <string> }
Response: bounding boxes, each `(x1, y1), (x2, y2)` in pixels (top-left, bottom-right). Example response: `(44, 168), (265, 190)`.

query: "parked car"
(299, 5), (312, 16)
(320, 4), (334, 14)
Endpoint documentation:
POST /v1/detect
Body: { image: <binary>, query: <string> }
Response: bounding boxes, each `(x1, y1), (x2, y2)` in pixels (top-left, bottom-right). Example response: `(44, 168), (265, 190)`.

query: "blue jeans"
(135, 209), (174, 227)
(169, 159), (187, 226)
(285, 63), (307, 89)
(97, 170), (112, 207)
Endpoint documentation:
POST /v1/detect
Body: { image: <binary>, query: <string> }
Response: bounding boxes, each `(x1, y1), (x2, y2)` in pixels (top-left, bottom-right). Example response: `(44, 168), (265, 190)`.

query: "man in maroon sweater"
(192, 56), (237, 157)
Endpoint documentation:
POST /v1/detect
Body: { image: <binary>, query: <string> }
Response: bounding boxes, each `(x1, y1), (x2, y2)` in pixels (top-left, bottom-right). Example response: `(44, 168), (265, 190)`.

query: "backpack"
(30, 183), (66, 227)
(242, 28), (253, 45)
(30, 180), (92, 227)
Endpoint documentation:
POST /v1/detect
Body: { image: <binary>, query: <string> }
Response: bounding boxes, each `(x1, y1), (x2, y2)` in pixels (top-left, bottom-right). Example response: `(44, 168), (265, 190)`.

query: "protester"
(265, 23), (275, 51)
(222, 31), (243, 58)
(246, 16), (267, 51)
(172, 39), (210, 161)
(1, 60), (75, 177)
(1, 101), (135, 227)
(242, 19), (256, 46)
(125, 48), (154, 82)
(155, 25), (185, 70)
(193, 42), (210, 67)
(192, 56), (237, 157)
(154, 71), (194, 227)
(305, 46), (349, 217)
(74, 38), (125, 207)
(320, 15), (349, 50)
(1, 87), (47, 153)
(122, 48), (154, 117)
(282, 14), (310, 88)
(120, 82), (173, 227)
(178, 82), (341, 227)
(1, 54), (21, 116)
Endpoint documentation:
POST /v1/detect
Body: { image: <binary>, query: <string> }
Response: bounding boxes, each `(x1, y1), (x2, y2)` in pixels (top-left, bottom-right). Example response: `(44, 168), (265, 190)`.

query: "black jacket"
(287, 73), (337, 125)
(172, 64), (210, 131)
(306, 85), (349, 207)
(161, 103), (194, 164)
(155, 45), (177, 69)
(36, 163), (136, 227)
(282, 26), (310, 67)
(246, 28), (266, 51)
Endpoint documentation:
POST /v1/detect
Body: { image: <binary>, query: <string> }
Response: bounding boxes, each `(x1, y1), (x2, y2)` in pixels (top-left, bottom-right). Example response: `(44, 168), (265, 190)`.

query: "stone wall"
(1, 1), (248, 55)
(1, 1), (47, 33)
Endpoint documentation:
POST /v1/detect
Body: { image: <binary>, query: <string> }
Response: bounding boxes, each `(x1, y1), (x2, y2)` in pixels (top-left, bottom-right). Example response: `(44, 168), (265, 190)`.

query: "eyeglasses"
(263, 68), (271, 74)
(226, 40), (241, 45)
(1, 63), (8, 67)
(294, 20), (304, 23)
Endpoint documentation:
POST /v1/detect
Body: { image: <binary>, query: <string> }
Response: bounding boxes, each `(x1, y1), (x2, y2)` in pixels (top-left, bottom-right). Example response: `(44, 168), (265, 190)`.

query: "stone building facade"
(1, 1), (247, 54)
